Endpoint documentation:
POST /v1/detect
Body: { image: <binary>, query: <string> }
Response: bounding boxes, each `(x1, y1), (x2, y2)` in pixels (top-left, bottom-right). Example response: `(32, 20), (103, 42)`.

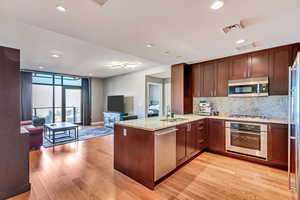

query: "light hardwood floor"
(10, 135), (294, 200)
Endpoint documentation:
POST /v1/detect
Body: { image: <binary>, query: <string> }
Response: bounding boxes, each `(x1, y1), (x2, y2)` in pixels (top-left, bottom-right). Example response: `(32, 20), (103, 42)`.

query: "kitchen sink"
(160, 118), (187, 122)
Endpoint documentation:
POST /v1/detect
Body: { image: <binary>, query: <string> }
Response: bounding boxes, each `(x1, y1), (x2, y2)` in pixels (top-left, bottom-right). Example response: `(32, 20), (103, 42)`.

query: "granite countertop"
(115, 114), (288, 131)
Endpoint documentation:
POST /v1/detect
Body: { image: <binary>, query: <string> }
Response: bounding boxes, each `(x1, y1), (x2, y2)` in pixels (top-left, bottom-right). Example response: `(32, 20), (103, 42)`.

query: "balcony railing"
(32, 106), (81, 124)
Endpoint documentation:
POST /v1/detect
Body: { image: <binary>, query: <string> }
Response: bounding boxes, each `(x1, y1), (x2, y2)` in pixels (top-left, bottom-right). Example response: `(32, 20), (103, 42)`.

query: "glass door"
(62, 87), (82, 124)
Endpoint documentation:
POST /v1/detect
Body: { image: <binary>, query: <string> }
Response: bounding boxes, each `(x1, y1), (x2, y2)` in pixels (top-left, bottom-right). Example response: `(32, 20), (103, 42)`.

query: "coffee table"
(44, 122), (79, 145)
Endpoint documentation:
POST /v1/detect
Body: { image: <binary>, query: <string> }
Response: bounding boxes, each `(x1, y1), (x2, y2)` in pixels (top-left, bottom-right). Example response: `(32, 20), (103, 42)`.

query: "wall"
(91, 78), (104, 122)
(193, 96), (288, 119)
(103, 66), (170, 118)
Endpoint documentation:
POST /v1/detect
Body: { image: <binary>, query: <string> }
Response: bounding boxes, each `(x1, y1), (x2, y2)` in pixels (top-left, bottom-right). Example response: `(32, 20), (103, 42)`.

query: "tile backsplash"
(193, 96), (288, 119)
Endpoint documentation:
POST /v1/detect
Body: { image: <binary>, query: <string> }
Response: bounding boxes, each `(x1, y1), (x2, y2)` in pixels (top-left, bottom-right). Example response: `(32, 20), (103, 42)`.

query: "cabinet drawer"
(198, 139), (208, 151)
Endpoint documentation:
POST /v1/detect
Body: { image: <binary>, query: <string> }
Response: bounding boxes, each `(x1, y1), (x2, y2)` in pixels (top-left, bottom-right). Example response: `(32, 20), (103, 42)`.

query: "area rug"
(43, 126), (113, 148)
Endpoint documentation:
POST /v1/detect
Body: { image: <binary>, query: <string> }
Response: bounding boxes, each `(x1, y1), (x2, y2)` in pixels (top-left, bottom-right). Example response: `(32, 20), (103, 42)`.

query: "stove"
(229, 114), (269, 120)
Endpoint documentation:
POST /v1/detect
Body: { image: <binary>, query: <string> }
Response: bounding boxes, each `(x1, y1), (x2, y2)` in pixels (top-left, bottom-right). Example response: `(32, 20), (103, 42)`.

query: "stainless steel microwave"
(228, 77), (269, 97)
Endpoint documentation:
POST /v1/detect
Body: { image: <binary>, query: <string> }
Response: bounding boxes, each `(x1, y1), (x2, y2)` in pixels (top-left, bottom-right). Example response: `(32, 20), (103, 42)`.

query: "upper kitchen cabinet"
(248, 50), (269, 78)
(202, 61), (216, 97)
(192, 59), (229, 97)
(229, 51), (269, 80)
(292, 43), (300, 61)
(269, 45), (293, 95)
(171, 64), (193, 114)
(215, 59), (229, 96)
(229, 54), (248, 80)
(192, 63), (203, 97)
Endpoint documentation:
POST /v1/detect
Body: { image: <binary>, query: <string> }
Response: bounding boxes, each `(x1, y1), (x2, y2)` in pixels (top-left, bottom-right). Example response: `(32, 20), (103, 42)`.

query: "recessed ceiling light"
(146, 43), (154, 48)
(236, 39), (246, 44)
(56, 5), (67, 12)
(210, 0), (224, 10)
(51, 54), (60, 58)
(39, 66), (44, 69)
(89, 73), (93, 76)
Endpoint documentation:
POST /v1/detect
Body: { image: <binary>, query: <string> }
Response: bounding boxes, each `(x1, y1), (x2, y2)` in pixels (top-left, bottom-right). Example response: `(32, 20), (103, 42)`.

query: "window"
(32, 72), (82, 124)
(32, 73), (82, 87)
(63, 76), (82, 86)
(32, 73), (53, 85)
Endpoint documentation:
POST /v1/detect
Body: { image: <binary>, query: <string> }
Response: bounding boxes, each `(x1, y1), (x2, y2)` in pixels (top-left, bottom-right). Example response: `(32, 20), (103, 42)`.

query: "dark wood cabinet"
(229, 51), (269, 80)
(208, 119), (225, 153)
(176, 120), (208, 166)
(248, 50), (269, 78)
(268, 124), (288, 168)
(269, 45), (293, 95)
(188, 43), (299, 98)
(195, 119), (208, 151)
(192, 63), (203, 97)
(215, 59), (229, 96)
(186, 123), (198, 157)
(292, 43), (300, 62)
(202, 61), (216, 97)
(171, 64), (192, 114)
(176, 125), (187, 166)
(229, 54), (248, 80)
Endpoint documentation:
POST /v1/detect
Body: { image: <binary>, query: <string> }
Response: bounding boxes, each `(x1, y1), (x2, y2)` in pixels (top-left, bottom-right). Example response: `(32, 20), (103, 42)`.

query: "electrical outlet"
(123, 128), (127, 136)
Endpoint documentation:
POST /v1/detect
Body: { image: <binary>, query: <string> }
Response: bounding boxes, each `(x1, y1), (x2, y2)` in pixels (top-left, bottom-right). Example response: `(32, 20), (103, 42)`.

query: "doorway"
(147, 82), (163, 117)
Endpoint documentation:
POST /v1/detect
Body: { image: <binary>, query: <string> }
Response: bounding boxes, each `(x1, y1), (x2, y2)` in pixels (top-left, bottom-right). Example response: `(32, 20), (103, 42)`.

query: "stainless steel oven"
(225, 121), (268, 159)
(228, 77), (269, 97)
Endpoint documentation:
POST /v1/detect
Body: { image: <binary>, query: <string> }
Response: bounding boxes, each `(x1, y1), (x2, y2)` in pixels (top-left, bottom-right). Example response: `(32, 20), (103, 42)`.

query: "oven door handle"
(230, 130), (263, 136)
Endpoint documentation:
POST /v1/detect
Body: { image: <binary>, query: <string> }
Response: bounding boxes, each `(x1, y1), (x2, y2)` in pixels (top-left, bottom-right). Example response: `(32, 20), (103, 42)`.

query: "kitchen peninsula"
(114, 115), (288, 189)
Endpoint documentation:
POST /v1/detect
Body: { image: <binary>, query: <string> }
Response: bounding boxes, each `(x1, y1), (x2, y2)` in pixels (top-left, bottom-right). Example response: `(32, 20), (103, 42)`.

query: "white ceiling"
(0, 0), (299, 77)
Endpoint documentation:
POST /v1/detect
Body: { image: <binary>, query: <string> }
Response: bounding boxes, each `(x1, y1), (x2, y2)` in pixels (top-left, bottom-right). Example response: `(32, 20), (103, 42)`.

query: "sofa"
(21, 121), (43, 150)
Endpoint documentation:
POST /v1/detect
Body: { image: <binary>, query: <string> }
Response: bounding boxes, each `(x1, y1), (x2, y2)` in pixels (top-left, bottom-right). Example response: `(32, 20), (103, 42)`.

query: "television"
(107, 95), (124, 113)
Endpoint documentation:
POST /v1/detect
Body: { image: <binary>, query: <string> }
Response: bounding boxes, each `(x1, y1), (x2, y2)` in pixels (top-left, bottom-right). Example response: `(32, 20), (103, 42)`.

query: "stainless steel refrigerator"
(289, 52), (300, 199)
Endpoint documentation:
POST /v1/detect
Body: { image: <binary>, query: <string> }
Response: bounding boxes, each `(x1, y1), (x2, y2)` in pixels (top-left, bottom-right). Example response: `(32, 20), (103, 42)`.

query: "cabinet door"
(192, 64), (203, 97)
(186, 123), (198, 157)
(269, 46), (293, 95)
(171, 64), (184, 114)
(208, 119), (225, 153)
(229, 55), (248, 80)
(176, 126), (186, 165)
(248, 50), (269, 78)
(268, 124), (288, 168)
(202, 62), (216, 97)
(216, 59), (229, 96)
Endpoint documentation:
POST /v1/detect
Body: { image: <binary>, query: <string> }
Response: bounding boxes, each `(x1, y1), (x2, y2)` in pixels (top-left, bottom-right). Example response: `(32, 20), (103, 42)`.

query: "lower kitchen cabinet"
(186, 123), (198, 157)
(176, 119), (207, 166)
(195, 119), (208, 151)
(208, 119), (225, 153)
(176, 125), (187, 166)
(268, 124), (289, 168)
